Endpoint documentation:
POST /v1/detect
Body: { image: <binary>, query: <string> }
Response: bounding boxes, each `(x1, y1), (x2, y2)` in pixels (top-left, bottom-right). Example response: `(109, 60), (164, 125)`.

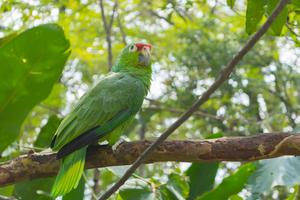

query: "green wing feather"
(52, 72), (145, 150)
(51, 72), (146, 197)
(51, 147), (86, 197)
(57, 109), (134, 159)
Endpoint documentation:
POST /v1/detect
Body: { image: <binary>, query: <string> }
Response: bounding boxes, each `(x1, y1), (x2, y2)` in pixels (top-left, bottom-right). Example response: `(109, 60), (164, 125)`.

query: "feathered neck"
(112, 64), (152, 94)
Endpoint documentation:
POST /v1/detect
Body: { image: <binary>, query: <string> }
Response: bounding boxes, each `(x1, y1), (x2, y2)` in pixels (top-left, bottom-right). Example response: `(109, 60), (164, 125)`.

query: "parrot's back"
(51, 72), (147, 150)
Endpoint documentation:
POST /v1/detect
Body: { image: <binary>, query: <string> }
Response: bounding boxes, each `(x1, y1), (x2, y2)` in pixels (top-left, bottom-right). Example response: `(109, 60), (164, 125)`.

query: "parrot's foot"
(112, 138), (126, 152)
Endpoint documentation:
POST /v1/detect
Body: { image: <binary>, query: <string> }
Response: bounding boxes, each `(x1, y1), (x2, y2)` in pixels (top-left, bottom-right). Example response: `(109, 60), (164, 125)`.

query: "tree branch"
(145, 98), (224, 121)
(1, 133), (300, 187)
(91, 169), (100, 200)
(99, 0), (108, 32)
(116, 12), (127, 45)
(145, 106), (224, 121)
(98, 0), (290, 199)
(148, 10), (175, 25)
(99, 0), (118, 71)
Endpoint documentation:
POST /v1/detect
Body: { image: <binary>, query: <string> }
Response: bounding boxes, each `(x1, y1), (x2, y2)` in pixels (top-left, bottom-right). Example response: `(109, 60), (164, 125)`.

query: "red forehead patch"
(135, 43), (152, 50)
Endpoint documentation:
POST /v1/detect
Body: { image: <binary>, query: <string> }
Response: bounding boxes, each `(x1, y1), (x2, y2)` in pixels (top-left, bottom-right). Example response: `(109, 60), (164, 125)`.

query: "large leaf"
(247, 157), (300, 199)
(229, 195), (243, 200)
(0, 185), (14, 197)
(186, 163), (219, 200)
(158, 173), (189, 200)
(14, 177), (55, 200)
(197, 163), (256, 200)
(0, 24), (70, 152)
(266, 0), (288, 35)
(117, 173), (189, 200)
(185, 133), (222, 199)
(14, 176), (84, 200)
(34, 115), (62, 148)
(245, 0), (266, 34)
(0, 32), (18, 48)
(116, 178), (155, 200)
(292, 0), (300, 7)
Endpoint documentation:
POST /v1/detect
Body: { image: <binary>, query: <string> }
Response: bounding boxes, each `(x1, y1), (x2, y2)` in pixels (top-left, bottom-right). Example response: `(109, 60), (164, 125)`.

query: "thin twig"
(146, 106), (224, 121)
(82, 172), (98, 200)
(145, 98), (224, 120)
(98, 0), (290, 199)
(91, 169), (100, 200)
(99, 0), (108, 31)
(286, 23), (300, 38)
(99, 0), (118, 71)
(117, 12), (127, 45)
(148, 10), (175, 25)
(108, 1), (118, 30)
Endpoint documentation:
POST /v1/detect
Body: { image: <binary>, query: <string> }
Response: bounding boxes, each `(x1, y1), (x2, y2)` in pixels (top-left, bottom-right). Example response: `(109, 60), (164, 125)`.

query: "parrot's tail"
(51, 147), (87, 197)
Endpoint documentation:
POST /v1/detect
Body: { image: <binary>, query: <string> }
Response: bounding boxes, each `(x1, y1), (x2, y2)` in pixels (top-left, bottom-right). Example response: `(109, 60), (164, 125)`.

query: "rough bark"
(1, 133), (300, 187)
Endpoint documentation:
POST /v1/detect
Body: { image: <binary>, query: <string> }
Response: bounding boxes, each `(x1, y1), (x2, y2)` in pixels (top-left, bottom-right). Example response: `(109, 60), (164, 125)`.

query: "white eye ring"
(129, 44), (137, 52)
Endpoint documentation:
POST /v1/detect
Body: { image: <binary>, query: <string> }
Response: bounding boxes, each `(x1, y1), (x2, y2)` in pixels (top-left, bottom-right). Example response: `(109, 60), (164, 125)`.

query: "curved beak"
(136, 43), (151, 66)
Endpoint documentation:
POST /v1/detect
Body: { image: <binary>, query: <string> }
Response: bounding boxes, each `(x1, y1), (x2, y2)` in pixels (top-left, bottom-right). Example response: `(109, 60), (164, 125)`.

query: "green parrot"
(50, 42), (152, 197)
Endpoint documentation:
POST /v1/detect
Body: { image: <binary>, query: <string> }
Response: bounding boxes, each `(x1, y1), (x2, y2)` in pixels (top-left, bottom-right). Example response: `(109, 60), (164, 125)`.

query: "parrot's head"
(113, 42), (152, 73)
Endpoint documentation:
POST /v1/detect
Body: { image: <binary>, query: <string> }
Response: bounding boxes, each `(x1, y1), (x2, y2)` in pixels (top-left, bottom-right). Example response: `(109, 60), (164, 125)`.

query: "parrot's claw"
(112, 138), (126, 152)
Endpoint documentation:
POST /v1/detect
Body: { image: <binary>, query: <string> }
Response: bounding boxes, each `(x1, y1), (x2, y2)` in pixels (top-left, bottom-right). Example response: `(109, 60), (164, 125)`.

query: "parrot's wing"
(51, 73), (145, 151)
(56, 108), (132, 159)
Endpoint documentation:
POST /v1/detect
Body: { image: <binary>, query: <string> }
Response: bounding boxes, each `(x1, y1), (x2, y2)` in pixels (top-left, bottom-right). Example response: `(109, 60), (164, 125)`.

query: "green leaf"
(247, 157), (300, 199)
(158, 173), (189, 200)
(286, 185), (299, 200)
(266, 0), (288, 35)
(14, 177), (55, 200)
(226, 0), (236, 9)
(63, 177), (85, 200)
(0, 185), (14, 197)
(185, 134), (222, 199)
(117, 173), (189, 200)
(229, 194), (243, 200)
(14, 175), (84, 200)
(0, 24), (70, 152)
(197, 163), (256, 200)
(206, 133), (223, 139)
(0, 32), (18, 48)
(159, 184), (185, 200)
(186, 163), (219, 200)
(117, 179), (155, 200)
(245, 0), (266, 34)
(292, 0), (300, 7)
(34, 115), (62, 148)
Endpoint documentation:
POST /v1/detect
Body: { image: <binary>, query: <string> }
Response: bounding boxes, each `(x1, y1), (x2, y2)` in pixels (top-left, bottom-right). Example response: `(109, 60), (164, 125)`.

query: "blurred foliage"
(197, 163), (256, 200)
(117, 173), (189, 200)
(34, 115), (62, 148)
(248, 157), (300, 199)
(0, 0), (300, 199)
(14, 178), (55, 200)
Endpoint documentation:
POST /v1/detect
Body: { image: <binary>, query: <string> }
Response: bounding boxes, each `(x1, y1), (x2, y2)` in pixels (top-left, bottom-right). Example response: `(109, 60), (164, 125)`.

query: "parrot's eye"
(129, 44), (137, 52)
